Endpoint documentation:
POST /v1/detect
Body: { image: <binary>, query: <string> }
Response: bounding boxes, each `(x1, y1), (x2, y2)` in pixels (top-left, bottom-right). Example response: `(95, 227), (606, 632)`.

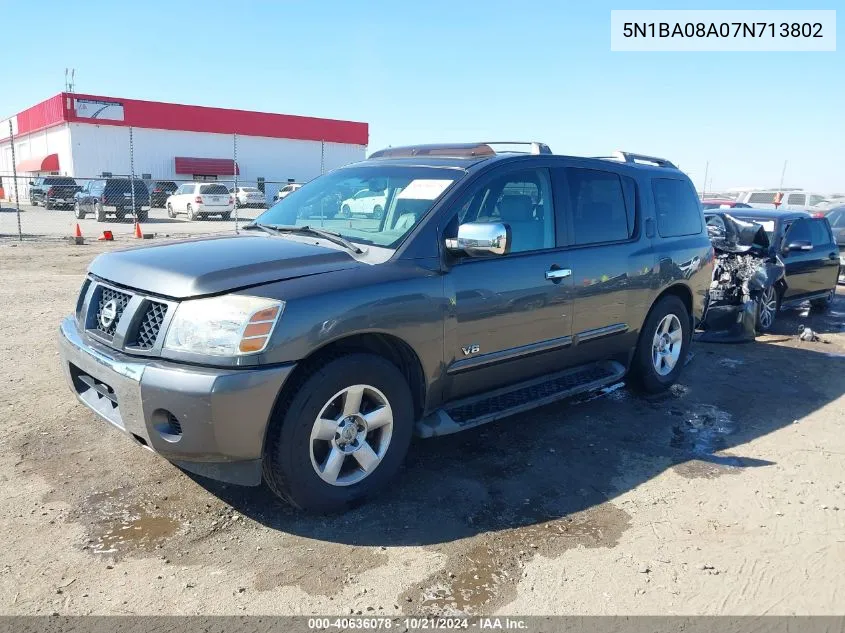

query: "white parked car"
(232, 186), (266, 208)
(737, 190), (829, 210)
(339, 189), (387, 218)
(275, 183), (302, 201)
(166, 183), (234, 220)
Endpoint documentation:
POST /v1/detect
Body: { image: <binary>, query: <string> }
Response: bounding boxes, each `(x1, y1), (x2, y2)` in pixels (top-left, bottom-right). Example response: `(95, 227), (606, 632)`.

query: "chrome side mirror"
(445, 222), (510, 257)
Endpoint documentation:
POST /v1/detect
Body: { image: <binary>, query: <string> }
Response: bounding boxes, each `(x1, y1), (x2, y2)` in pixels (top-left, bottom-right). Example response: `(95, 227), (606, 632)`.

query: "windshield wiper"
(243, 223), (363, 254)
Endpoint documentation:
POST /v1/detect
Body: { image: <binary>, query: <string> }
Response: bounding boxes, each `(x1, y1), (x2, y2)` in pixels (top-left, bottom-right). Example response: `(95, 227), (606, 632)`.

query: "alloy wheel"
(309, 384), (393, 486)
(651, 314), (682, 376)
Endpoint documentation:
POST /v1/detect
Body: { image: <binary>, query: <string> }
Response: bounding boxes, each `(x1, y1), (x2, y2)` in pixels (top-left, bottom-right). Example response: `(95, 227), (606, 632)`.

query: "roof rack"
(368, 141), (552, 160)
(595, 150), (677, 169)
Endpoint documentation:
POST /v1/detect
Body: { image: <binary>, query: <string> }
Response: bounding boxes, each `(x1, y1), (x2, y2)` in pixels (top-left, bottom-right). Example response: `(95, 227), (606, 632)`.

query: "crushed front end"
(698, 214), (784, 343)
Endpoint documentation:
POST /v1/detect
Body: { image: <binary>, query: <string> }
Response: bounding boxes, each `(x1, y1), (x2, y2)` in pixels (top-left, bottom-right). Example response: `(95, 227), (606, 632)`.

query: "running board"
(415, 360), (626, 438)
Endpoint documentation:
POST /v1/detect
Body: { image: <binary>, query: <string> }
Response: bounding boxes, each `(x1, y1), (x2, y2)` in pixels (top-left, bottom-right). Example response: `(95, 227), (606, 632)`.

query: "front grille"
(95, 287), (132, 337)
(131, 301), (168, 349)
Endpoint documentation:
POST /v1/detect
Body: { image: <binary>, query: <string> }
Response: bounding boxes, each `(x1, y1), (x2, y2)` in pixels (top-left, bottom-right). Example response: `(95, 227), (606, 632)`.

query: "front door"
(443, 166), (573, 402)
(782, 218), (820, 300)
(809, 218), (840, 293)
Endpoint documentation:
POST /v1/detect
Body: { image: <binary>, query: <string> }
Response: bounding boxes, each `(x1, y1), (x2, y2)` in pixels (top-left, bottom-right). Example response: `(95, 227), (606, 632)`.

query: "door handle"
(545, 268), (572, 280)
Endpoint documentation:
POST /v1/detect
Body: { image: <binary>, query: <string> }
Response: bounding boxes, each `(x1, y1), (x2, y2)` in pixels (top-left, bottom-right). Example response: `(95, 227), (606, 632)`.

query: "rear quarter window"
(563, 168), (632, 245)
(652, 178), (703, 238)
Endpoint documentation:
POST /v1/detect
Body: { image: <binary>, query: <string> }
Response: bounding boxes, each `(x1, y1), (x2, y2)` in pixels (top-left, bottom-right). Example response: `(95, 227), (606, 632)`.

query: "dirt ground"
(1, 236), (844, 616)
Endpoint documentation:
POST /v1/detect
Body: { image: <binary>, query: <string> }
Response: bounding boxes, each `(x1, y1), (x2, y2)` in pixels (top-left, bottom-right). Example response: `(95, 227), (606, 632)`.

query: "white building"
(0, 92), (368, 200)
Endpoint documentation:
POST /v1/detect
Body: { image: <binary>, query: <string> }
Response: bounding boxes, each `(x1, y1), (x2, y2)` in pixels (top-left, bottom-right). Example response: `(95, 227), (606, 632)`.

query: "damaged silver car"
(698, 213), (785, 343)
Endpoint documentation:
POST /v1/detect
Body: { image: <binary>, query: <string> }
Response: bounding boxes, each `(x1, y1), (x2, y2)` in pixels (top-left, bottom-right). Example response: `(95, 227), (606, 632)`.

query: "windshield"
(255, 165), (463, 248)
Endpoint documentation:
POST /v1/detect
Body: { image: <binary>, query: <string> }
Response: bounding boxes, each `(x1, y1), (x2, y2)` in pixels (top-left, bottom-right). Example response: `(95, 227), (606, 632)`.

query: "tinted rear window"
(45, 177), (76, 186)
(563, 168), (632, 245)
(200, 184), (229, 195)
(105, 179), (148, 193)
(748, 192), (778, 204)
(652, 178), (703, 237)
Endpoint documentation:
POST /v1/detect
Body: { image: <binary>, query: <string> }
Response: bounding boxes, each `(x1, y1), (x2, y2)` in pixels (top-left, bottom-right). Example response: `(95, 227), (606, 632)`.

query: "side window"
(787, 193), (806, 206)
(809, 195), (826, 207)
(450, 168), (555, 254)
(828, 210), (845, 229)
(809, 219), (831, 246)
(785, 219), (811, 244)
(652, 178), (703, 237)
(563, 168), (631, 245)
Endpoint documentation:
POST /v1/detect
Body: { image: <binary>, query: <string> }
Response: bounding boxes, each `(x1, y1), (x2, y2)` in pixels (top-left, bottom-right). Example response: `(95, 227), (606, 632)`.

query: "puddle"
(670, 404), (735, 455)
(407, 503), (629, 615)
(82, 490), (179, 555)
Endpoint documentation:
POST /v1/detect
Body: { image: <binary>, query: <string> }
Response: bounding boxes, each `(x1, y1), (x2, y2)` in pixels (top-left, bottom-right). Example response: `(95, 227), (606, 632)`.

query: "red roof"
(175, 157), (239, 176)
(4, 93), (368, 145)
(16, 153), (60, 173)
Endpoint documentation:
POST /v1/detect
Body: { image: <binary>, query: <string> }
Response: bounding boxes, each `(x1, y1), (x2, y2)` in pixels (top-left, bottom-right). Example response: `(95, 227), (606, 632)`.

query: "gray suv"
(58, 143), (713, 512)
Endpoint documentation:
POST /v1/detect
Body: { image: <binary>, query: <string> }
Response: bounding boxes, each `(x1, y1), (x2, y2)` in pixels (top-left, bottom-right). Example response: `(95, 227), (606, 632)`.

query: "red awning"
(16, 153), (60, 173)
(174, 157), (239, 176)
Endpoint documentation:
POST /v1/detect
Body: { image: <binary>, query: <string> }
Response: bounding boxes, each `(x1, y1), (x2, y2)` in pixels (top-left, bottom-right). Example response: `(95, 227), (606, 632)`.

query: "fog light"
(152, 409), (182, 443)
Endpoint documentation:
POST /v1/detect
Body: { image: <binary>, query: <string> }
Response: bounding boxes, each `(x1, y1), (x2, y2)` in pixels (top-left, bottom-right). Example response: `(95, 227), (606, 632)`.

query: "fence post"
(129, 127), (137, 217)
(320, 139), (325, 175)
(9, 120), (22, 241)
(233, 133), (239, 233)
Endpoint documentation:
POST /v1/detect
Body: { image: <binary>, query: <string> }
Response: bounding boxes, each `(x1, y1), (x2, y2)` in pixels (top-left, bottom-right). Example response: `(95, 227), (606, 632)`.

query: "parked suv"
(149, 181), (178, 208)
(738, 190), (829, 210)
(74, 178), (150, 221)
(29, 176), (80, 210)
(166, 182), (234, 220)
(58, 143), (712, 512)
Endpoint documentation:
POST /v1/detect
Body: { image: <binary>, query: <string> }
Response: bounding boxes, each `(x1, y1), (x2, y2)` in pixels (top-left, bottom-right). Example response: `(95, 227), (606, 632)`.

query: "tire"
(262, 353), (414, 513)
(186, 204), (196, 221)
(44, 200), (53, 211)
(221, 212), (232, 221)
(115, 210), (127, 222)
(167, 203), (176, 218)
(94, 202), (106, 222)
(341, 204), (351, 217)
(629, 295), (691, 393)
(373, 205), (383, 219)
(30, 198), (38, 207)
(74, 202), (85, 220)
(810, 288), (835, 312)
(756, 285), (779, 332)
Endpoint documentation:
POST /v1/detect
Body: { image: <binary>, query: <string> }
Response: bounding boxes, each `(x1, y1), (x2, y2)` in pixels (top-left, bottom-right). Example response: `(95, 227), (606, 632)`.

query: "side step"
(415, 360), (626, 438)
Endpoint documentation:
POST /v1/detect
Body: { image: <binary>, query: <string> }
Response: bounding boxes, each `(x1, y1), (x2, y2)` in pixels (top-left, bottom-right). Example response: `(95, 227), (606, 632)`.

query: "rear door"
(554, 164), (658, 366)
(176, 184), (193, 212)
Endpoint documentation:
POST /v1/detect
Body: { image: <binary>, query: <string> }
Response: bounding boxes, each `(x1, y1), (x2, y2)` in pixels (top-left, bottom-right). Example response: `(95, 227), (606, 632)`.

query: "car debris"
(698, 214), (785, 343)
(798, 325), (827, 343)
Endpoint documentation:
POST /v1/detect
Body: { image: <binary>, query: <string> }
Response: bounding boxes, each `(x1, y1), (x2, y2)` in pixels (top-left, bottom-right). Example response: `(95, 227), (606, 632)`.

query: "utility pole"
(778, 160), (788, 191)
(702, 161), (709, 198)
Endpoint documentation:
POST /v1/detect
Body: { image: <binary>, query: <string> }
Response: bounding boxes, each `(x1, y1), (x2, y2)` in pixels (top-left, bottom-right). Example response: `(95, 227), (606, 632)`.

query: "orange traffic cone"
(97, 230), (114, 241)
(70, 223), (84, 245)
(134, 221), (143, 239)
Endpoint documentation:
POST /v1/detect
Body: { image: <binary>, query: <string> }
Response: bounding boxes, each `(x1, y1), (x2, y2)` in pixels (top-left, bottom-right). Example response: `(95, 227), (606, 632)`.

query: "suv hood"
(89, 233), (361, 298)
(707, 213), (771, 254)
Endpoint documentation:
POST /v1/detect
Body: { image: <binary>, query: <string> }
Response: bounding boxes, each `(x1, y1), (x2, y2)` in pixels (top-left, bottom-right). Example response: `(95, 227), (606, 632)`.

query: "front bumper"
(58, 316), (294, 485)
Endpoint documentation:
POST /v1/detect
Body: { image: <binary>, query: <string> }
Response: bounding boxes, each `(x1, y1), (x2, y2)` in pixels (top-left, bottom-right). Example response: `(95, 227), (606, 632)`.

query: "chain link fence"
(0, 121), (366, 239)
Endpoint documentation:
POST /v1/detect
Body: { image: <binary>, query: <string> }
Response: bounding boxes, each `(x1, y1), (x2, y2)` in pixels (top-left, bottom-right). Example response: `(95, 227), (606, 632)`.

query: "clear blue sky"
(2, 0), (842, 192)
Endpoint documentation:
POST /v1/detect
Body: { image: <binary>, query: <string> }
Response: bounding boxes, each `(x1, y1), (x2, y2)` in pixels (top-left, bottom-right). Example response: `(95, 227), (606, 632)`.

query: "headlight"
(163, 295), (284, 356)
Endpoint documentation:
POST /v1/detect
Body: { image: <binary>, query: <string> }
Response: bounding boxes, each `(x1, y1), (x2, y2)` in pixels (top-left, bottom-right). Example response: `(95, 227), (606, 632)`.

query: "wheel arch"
(267, 332), (427, 438)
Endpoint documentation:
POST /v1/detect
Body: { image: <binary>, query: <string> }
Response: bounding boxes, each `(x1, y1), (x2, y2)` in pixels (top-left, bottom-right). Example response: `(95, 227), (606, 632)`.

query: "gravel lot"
(1, 235), (844, 616)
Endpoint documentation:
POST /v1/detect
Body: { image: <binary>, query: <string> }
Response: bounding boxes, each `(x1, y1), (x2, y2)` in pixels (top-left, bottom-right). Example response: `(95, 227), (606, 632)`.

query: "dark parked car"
(74, 178), (150, 222)
(703, 209), (840, 333)
(148, 181), (178, 208)
(28, 176), (80, 210)
(58, 143), (713, 512)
